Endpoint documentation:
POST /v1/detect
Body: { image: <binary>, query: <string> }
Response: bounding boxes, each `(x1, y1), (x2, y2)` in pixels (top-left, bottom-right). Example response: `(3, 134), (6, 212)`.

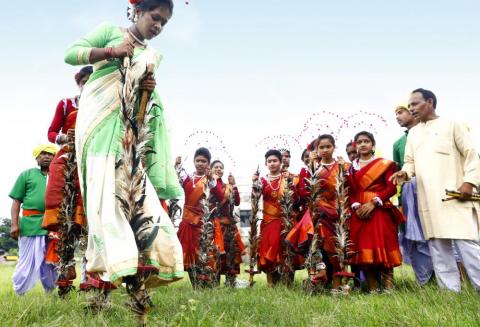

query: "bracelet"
(371, 198), (381, 207)
(105, 47), (114, 59)
(55, 134), (66, 145)
(316, 262), (326, 270)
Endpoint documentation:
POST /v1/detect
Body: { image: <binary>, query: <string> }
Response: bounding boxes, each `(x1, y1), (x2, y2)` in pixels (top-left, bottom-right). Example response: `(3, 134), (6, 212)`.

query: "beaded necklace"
(267, 174), (282, 197)
(191, 173), (205, 189)
(128, 28), (147, 48)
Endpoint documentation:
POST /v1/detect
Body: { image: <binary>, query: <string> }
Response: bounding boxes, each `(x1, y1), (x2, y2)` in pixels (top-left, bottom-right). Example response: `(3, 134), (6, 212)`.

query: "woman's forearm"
(88, 48), (112, 64)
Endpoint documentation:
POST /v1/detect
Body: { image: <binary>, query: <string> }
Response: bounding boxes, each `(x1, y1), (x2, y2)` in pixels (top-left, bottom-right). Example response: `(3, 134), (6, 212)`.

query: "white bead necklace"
(353, 156), (376, 170)
(128, 28), (147, 47)
(358, 157), (375, 163)
(191, 173), (205, 188)
(320, 160), (336, 167)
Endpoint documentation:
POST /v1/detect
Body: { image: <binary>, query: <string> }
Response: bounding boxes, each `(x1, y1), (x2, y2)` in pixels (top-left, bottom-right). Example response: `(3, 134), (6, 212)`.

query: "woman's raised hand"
(112, 39), (134, 59)
(175, 156), (182, 166)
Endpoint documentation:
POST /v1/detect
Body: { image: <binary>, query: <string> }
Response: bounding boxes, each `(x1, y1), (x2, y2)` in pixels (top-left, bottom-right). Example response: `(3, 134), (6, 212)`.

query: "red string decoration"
(255, 109), (389, 157)
(183, 130), (237, 168)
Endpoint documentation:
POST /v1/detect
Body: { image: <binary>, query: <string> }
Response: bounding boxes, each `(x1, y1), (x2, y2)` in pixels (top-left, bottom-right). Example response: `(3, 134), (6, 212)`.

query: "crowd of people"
(6, 0), (480, 324)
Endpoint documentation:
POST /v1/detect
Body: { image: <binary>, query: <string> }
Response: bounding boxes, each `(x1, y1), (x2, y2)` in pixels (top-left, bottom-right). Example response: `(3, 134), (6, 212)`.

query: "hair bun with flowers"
(127, 0), (143, 22)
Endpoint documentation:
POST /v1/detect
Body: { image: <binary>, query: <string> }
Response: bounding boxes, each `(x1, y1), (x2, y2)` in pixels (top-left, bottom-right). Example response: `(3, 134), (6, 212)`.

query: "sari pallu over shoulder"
(286, 162), (349, 257)
(348, 158), (404, 268)
(177, 175), (208, 270)
(181, 176), (207, 225)
(71, 32), (183, 285)
(349, 159), (405, 224)
(70, 24), (182, 203)
(349, 159), (393, 193)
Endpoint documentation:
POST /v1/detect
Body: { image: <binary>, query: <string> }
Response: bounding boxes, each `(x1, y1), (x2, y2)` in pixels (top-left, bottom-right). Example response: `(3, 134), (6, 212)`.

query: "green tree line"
(0, 218), (18, 253)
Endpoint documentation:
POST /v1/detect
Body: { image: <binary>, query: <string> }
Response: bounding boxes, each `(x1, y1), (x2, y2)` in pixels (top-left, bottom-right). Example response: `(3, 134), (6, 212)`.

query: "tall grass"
(1, 264), (479, 326)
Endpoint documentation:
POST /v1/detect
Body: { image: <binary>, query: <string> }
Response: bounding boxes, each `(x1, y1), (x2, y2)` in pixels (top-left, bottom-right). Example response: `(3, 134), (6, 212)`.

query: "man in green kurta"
(392, 105), (413, 168)
(9, 144), (58, 295)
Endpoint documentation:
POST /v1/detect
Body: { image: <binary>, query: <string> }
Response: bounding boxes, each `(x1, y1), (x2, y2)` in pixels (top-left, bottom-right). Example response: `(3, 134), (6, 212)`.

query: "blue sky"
(1, 0), (479, 216)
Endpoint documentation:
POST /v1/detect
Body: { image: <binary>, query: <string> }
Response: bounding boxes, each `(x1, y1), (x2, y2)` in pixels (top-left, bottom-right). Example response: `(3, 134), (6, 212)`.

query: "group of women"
(177, 131), (404, 294)
(176, 149), (245, 288)
(255, 132), (403, 292)
(41, 0), (405, 324)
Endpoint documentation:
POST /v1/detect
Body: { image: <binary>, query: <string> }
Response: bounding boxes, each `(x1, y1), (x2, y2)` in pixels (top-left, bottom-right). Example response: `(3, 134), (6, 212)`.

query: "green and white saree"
(65, 22), (183, 286)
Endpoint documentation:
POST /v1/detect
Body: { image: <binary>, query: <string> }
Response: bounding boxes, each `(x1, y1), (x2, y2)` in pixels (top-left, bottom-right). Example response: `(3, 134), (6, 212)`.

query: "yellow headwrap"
(32, 143), (57, 159)
(395, 104), (409, 114)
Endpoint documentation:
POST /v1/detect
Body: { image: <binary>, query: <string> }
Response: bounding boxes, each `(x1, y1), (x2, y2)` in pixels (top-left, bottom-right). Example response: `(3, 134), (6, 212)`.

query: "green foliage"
(1, 265), (480, 326)
(0, 218), (18, 253)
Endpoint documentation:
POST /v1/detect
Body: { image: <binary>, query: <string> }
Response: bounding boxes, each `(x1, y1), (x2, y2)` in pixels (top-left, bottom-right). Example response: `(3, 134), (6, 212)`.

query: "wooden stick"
(137, 63), (155, 126)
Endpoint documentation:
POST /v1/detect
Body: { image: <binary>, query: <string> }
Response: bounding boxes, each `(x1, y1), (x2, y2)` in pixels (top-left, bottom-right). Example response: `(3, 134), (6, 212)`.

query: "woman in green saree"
(65, 0), (183, 318)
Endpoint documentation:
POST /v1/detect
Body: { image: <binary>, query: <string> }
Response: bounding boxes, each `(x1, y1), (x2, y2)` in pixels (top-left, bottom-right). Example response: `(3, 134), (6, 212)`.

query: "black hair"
(346, 141), (355, 150)
(210, 160), (224, 169)
(307, 138), (318, 151)
(194, 147), (211, 163)
(137, 0), (174, 13)
(317, 134), (336, 147)
(354, 131), (376, 146)
(265, 149), (282, 162)
(411, 88), (437, 109)
(279, 148), (290, 156)
(75, 66), (93, 84)
(301, 148), (309, 161)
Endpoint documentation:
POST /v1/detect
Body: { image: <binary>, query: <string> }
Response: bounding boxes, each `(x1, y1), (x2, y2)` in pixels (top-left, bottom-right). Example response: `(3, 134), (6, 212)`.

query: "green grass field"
(1, 264), (479, 326)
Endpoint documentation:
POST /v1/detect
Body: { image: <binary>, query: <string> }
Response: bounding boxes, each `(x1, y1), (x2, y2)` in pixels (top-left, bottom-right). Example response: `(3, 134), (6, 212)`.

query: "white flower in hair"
(127, 0), (142, 22)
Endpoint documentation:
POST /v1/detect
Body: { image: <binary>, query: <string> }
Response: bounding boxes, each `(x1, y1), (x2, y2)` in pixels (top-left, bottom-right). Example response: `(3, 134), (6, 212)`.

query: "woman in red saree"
(177, 147), (219, 287)
(209, 160), (246, 286)
(253, 149), (293, 286)
(43, 66), (92, 294)
(295, 143), (316, 218)
(348, 131), (404, 292)
(44, 67), (92, 231)
(288, 135), (350, 289)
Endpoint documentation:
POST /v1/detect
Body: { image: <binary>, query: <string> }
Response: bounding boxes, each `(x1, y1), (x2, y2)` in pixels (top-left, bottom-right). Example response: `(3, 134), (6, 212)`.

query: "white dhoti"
(428, 209), (480, 292)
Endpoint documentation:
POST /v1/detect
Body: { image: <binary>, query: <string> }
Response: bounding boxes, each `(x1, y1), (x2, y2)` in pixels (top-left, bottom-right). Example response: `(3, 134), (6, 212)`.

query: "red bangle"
(105, 47), (113, 59)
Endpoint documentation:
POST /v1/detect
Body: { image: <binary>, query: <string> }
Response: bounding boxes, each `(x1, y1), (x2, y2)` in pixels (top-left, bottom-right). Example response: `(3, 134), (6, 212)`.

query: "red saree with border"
(177, 175), (206, 270)
(210, 180), (246, 274)
(43, 109), (86, 231)
(348, 158), (404, 268)
(287, 162), (350, 272)
(258, 177), (285, 273)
